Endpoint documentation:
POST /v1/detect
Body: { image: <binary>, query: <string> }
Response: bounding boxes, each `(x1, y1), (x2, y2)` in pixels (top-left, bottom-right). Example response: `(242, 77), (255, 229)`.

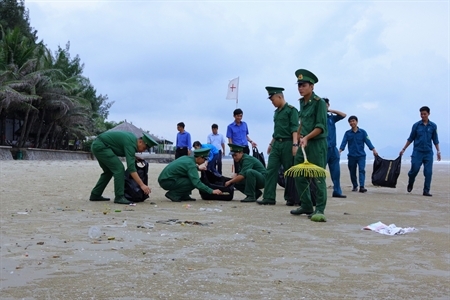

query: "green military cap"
(142, 132), (158, 149)
(265, 86), (285, 98)
(228, 143), (244, 154)
(193, 148), (210, 158)
(295, 69), (319, 84)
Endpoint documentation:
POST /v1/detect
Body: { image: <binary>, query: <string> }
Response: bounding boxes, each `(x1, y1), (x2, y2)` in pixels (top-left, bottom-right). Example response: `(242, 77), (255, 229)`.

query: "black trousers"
(175, 147), (188, 159)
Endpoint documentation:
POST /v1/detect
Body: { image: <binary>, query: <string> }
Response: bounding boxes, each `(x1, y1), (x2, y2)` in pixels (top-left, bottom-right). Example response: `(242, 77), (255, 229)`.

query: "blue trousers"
(408, 150), (433, 193)
(347, 156), (366, 188)
(208, 153), (221, 177)
(327, 147), (342, 195)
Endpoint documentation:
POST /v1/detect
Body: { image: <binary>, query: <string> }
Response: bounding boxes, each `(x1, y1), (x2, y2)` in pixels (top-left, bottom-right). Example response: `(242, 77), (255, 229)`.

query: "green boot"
(310, 213), (327, 222)
(114, 196), (132, 204)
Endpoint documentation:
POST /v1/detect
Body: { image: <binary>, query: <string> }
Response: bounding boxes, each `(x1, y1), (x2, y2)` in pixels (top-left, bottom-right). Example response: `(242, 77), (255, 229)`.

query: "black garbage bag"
(124, 159), (149, 202)
(278, 165), (316, 206)
(199, 170), (234, 200)
(372, 155), (402, 188)
(252, 147), (266, 167)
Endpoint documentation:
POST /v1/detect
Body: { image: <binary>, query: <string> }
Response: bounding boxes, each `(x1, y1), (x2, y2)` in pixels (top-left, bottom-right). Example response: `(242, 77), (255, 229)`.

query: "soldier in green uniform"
(224, 143), (267, 202)
(256, 87), (299, 206)
(290, 69), (329, 222)
(158, 148), (223, 202)
(90, 131), (158, 204)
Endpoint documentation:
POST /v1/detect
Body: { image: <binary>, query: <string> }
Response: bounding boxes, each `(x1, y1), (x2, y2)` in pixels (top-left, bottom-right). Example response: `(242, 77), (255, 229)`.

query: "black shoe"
(352, 187), (358, 192)
(359, 187), (367, 193)
(332, 193), (347, 198)
(181, 196), (196, 201)
(241, 197), (257, 203)
(256, 199), (276, 205)
(423, 192), (432, 197)
(286, 201), (295, 206)
(114, 196), (132, 204)
(255, 190), (263, 200)
(89, 194), (110, 201)
(290, 207), (314, 215)
(165, 192), (181, 202)
(407, 183), (413, 193)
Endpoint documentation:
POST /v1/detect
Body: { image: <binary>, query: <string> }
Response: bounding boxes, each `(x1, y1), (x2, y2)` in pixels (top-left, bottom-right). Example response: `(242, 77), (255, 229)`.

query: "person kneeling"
(224, 144), (266, 203)
(158, 148), (222, 201)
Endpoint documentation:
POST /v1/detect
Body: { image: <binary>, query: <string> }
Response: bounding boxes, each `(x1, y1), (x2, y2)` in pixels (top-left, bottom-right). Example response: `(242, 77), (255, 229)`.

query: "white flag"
(226, 77), (239, 100)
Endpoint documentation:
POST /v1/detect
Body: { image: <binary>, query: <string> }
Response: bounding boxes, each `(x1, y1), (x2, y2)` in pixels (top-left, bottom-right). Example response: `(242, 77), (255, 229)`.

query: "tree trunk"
(40, 121), (54, 149)
(23, 111), (38, 148)
(35, 109), (46, 148)
(17, 103), (32, 148)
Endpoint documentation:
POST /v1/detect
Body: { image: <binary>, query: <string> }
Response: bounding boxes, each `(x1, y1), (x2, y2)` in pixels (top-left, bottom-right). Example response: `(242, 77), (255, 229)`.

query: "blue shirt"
(176, 131), (191, 148)
(226, 121), (249, 147)
(339, 127), (375, 158)
(327, 113), (345, 148)
(201, 144), (219, 162)
(407, 120), (439, 153)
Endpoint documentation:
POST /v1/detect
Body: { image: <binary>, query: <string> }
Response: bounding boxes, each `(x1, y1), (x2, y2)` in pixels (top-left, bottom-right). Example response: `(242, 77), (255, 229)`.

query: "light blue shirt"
(201, 144), (219, 162)
(207, 133), (225, 152)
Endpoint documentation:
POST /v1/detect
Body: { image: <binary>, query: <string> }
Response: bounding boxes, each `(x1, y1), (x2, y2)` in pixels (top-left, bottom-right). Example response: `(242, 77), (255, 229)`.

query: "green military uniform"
(158, 149), (213, 201)
(260, 87), (299, 204)
(293, 69), (328, 220)
(91, 131), (139, 201)
(230, 144), (267, 200)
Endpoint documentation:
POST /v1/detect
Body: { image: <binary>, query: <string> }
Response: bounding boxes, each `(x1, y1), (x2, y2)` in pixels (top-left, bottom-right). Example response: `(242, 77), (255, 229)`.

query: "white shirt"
(207, 133), (225, 152)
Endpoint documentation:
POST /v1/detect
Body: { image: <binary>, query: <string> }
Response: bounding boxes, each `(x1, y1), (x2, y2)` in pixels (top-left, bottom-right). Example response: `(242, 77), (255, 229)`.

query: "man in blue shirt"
(324, 98), (347, 198)
(226, 108), (257, 173)
(399, 106), (441, 196)
(175, 122), (191, 159)
(207, 124), (226, 174)
(193, 141), (221, 177)
(339, 116), (378, 193)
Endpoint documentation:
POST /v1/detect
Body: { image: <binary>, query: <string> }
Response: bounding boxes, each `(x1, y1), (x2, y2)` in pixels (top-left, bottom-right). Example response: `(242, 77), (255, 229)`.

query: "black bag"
(252, 147), (266, 167)
(278, 165), (316, 206)
(372, 155), (402, 188)
(124, 159), (149, 202)
(199, 170), (234, 201)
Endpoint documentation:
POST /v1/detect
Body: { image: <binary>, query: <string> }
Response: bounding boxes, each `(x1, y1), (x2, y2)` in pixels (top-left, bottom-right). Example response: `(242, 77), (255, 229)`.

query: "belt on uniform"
(274, 138), (292, 142)
(177, 147), (187, 149)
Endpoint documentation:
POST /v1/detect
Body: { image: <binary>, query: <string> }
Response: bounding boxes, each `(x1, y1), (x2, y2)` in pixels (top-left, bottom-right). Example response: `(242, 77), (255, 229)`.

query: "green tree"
(0, 0), (37, 42)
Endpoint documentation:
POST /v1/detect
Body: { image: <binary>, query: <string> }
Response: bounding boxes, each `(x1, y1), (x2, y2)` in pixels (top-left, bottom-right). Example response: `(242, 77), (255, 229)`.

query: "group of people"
(88, 68), (441, 222)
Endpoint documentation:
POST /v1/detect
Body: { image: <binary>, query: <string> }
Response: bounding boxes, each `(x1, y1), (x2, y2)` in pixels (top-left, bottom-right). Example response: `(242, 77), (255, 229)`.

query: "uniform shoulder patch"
(288, 104), (295, 109)
(314, 95), (321, 101)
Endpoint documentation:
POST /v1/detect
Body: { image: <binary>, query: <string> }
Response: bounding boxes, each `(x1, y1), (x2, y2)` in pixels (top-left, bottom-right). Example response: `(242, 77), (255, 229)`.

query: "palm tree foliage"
(0, 25), (113, 149)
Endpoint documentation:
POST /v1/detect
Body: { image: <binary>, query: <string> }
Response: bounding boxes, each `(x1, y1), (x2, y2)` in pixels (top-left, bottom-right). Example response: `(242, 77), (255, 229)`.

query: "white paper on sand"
(363, 221), (417, 235)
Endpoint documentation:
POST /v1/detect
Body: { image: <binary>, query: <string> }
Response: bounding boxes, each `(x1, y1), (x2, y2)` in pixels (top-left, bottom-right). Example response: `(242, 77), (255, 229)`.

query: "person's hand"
(372, 149), (378, 156)
(224, 180), (232, 187)
(292, 145), (298, 156)
(437, 152), (441, 161)
(251, 141), (257, 147)
(300, 137), (308, 148)
(399, 149), (405, 156)
(267, 144), (272, 155)
(198, 164), (207, 171)
(140, 184), (151, 195)
(212, 189), (222, 195)
(339, 149), (343, 154)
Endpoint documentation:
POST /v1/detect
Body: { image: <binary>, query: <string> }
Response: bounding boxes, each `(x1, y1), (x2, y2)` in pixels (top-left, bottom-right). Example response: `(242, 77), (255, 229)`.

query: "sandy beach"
(0, 159), (449, 299)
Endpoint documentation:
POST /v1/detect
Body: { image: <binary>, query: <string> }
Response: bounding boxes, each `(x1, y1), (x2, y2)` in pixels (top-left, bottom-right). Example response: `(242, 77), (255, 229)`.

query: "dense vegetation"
(0, 0), (116, 149)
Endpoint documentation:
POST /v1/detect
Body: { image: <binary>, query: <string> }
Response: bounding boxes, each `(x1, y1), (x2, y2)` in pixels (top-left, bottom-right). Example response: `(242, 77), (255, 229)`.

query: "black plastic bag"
(199, 170), (234, 200)
(252, 147), (266, 167)
(371, 155), (402, 188)
(124, 159), (149, 202)
(278, 165), (316, 206)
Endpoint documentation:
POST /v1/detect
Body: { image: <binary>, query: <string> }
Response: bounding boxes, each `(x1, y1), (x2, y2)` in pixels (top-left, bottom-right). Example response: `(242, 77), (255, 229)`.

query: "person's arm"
(247, 135), (257, 147)
(364, 130), (378, 156)
(329, 109), (346, 119)
(339, 132), (348, 154)
(130, 172), (150, 194)
(267, 138), (275, 154)
(225, 174), (245, 187)
(399, 140), (412, 156)
(187, 133), (191, 156)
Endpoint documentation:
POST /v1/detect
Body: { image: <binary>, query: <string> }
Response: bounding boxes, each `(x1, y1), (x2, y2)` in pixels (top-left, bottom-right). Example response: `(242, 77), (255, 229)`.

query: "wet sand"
(0, 160), (449, 299)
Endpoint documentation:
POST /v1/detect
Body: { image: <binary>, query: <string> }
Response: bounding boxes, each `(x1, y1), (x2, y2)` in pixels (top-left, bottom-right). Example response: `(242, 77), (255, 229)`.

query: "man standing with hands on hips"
(323, 98), (347, 198)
